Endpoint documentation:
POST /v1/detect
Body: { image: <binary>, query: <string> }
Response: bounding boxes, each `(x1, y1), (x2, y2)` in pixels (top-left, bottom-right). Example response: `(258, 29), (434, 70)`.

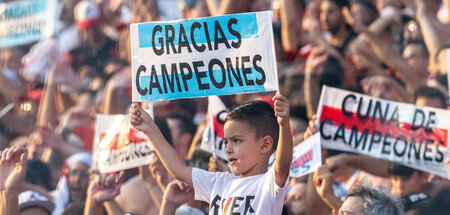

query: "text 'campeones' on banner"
(93, 113), (156, 174)
(317, 86), (450, 178)
(0, 0), (57, 48)
(130, 11), (278, 101)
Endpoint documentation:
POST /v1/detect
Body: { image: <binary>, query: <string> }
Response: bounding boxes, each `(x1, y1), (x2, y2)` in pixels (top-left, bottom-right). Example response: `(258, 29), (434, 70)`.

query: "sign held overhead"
(130, 11), (278, 101)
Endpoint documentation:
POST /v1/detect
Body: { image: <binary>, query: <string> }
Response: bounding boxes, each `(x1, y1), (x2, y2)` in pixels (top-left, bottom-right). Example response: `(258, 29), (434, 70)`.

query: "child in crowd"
(130, 93), (293, 214)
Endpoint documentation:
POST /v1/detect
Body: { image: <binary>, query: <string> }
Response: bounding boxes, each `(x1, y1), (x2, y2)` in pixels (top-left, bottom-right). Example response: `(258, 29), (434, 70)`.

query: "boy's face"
(223, 120), (268, 177)
(391, 172), (428, 196)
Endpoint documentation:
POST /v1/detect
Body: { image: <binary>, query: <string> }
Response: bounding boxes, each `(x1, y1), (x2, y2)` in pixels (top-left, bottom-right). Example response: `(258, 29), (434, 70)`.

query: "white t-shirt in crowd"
(192, 167), (289, 215)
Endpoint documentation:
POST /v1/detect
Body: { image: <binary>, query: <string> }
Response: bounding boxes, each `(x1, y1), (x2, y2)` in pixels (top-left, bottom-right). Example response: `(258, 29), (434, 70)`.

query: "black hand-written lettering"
(381, 133), (392, 155)
(161, 63), (182, 93)
(357, 98), (372, 120)
(435, 141), (444, 162)
(348, 126), (369, 150)
(165, 25), (177, 54)
(368, 130), (381, 151)
(193, 61), (210, 90)
(241, 56), (254, 86)
(423, 139), (434, 161)
(424, 111), (436, 133)
(191, 22), (206, 52)
(178, 24), (192, 53)
(373, 102), (389, 124)
(408, 137), (423, 160)
(228, 18), (241, 48)
(136, 65), (148, 95)
(342, 94), (356, 117)
(253, 54), (265, 85)
(226, 57), (243, 87)
(393, 135), (407, 157)
(333, 124), (346, 143)
(180, 62), (193, 91)
(203, 22), (213, 51)
(152, 25), (164, 56)
(411, 109), (425, 130)
(320, 119), (333, 140)
(149, 65), (163, 94)
(214, 20), (231, 50)
(208, 58), (226, 89)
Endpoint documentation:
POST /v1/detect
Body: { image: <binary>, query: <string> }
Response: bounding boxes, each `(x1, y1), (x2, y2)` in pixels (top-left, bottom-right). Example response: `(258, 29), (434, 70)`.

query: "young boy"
(130, 93), (293, 214)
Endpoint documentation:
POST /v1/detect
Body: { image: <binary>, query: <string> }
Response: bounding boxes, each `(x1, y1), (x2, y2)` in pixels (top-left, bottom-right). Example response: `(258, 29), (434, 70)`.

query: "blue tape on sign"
(139, 67), (266, 101)
(137, 13), (258, 48)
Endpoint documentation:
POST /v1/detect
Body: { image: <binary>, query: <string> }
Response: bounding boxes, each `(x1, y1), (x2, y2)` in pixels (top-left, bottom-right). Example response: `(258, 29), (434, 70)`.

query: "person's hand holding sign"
(273, 92), (290, 127)
(130, 103), (155, 134)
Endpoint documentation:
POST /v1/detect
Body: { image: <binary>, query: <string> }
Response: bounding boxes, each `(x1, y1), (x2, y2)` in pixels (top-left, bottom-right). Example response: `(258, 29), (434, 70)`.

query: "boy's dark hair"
(413, 86), (447, 109)
(226, 100), (279, 151)
(388, 162), (423, 176)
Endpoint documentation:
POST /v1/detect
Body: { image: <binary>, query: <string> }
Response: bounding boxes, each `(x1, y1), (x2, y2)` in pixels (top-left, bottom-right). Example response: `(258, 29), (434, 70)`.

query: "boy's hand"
(273, 93), (290, 127)
(129, 103), (154, 134)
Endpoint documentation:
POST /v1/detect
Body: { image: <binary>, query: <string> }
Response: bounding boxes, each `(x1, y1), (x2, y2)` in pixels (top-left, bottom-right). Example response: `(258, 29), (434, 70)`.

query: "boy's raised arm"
(130, 103), (193, 186)
(273, 93), (293, 187)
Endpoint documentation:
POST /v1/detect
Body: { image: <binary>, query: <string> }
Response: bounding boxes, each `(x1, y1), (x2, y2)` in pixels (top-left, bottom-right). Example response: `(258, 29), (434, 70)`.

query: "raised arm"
(84, 172), (125, 215)
(304, 47), (328, 118)
(206, 0), (250, 16)
(415, 0), (450, 59)
(130, 103), (192, 186)
(314, 166), (343, 213)
(352, 16), (425, 91)
(273, 93), (293, 187)
(0, 147), (28, 215)
(280, 0), (303, 52)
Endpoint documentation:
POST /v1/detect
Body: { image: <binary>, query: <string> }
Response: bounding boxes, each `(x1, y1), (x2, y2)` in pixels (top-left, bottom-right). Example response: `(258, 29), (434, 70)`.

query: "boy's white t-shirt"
(192, 167), (289, 215)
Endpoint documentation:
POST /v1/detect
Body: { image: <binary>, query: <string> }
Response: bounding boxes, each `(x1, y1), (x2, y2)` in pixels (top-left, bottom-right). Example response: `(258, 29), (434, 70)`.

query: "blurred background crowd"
(0, 0), (450, 214)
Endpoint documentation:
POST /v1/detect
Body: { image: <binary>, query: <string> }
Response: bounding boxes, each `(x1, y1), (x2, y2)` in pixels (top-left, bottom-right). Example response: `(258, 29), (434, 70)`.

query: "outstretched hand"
(0, 147), (28, 191)
(273, 92), (290, 127)
(129, 103), (154, 134)
(88, 171), (125, 203)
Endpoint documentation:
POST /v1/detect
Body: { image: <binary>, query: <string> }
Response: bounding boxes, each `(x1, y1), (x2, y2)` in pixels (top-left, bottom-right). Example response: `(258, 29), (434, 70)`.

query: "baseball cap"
(74, 0), (101, 30)
(18, 190), (55, 214)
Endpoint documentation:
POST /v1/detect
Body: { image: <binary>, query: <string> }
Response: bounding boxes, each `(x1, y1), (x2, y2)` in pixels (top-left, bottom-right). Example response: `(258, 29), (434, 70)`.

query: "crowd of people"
(1, 0), (450, 214)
